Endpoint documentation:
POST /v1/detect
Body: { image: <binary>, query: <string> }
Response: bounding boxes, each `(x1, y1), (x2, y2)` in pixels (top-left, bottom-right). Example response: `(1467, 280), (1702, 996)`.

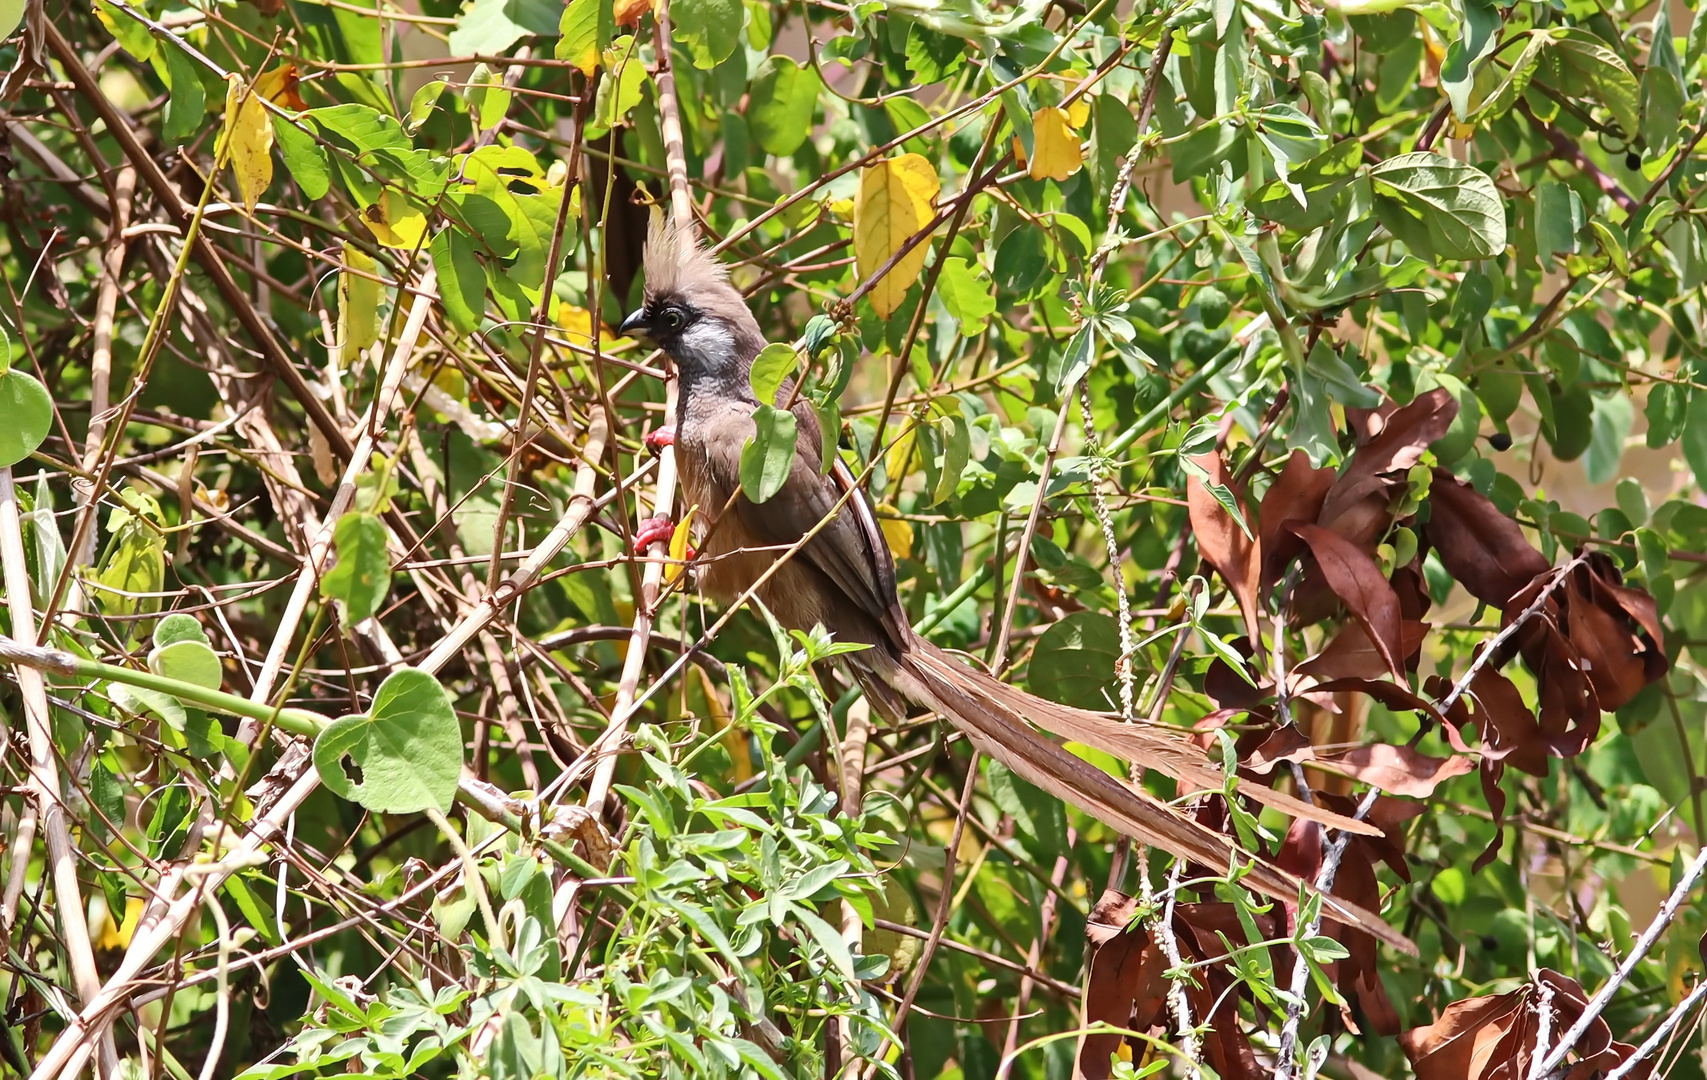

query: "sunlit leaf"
(853, 153), (940, 318)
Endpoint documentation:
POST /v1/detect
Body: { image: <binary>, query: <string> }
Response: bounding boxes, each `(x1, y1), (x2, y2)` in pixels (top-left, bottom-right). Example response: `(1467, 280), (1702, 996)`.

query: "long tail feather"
(881, 644), (1413, 954)
(912, 642), (1381, 838)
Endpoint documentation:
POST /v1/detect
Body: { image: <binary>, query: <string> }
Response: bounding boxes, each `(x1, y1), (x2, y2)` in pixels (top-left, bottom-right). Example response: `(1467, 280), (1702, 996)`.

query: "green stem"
(1106, 341), (1245, 458)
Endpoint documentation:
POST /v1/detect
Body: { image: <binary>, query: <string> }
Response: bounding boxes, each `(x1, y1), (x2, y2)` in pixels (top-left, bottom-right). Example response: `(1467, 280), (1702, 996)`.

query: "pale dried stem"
(837, 698), (873, 1070)
(1159, 858), (1203, 1078)
(419, 409), (613, 673)
(1, 468), (120, 1080)
(1535, 844), (1707, 1079)
(244, 264), (438, 716)
(1600, 979), (1707, 1080)
(580, 3), (689, 816)
(76, 164), (136, 570)
(991, 394), (1074, 671)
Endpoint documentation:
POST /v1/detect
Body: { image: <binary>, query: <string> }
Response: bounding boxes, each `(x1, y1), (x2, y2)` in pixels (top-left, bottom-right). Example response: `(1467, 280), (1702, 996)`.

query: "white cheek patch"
(679, 321), (735, 367)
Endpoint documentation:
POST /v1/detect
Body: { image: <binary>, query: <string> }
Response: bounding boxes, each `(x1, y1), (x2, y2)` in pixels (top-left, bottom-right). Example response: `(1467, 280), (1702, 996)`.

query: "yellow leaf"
(253, 62), (307, 111)
(338, 244), (382, 356)
(556, 302), (620, 351)
(853, 153), (941, 318)
(613, 0), (655, 26)
(666, 505), (697, 586)
(221, 75), (273, 213)
(875, 503), (913, 558)
(1029, 106), (1083, 182)
(361, 189), (427, 249)
(883, 426), (914, 485)
(95, 896), (144, 950)
(1066, 98), (1091, 129)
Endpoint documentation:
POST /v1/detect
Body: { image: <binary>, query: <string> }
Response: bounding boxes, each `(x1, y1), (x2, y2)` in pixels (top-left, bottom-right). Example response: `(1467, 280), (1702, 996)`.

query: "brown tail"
(875, 641), (1413, 954)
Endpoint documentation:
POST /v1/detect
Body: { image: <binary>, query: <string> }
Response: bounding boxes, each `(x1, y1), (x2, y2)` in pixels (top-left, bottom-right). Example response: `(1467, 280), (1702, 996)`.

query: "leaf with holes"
(313, 668), (462, 814)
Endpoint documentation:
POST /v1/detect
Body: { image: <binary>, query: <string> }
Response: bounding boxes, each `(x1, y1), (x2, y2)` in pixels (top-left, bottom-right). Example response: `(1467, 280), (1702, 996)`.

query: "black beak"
(618, 309), (649, 338)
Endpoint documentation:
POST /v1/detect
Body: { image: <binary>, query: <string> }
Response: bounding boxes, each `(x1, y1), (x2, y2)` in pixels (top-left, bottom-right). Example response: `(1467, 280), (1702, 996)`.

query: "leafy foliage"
(2, 0), (1707, 1076)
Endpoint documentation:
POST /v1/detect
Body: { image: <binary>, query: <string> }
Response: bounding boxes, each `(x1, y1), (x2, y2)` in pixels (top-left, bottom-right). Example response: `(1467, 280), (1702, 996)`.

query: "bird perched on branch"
(617, 216), (1408, 951)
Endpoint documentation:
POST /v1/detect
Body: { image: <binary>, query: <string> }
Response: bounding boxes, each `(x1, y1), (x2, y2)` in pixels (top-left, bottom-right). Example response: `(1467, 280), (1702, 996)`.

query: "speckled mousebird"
(617, 215), (1409, 950)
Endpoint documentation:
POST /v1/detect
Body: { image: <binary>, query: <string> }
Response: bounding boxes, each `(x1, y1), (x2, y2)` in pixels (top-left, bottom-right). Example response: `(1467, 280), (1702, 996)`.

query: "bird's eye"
(661, 307), (686, 330)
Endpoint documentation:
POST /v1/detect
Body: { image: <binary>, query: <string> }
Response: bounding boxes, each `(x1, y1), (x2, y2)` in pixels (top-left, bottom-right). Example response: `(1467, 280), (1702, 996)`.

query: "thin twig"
(1535, 844), (1707, 1079)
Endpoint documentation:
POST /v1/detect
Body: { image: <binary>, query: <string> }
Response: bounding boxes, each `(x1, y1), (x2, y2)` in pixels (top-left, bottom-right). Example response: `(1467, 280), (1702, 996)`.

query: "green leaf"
(1249, 138), (1362, 231)
(1438, 0), (1498, 119)
(1467, 30), (1546, 122)
(0, 366), (51, 467)
(464, 63), (512, 131)
(1534, 178), (1582, 264)
(791, 903), (857, 981)
(448, 0), (560, 56)
(1540, 29), (1641, 137)
(407, 79), (448, 133)
(986, 759), (1067, 853)
(1646, 381), (1687, 447)
(1027, 611), (1122, 710)
(94, 510), (165, 619)
(739, 404), (798, 504)
(450, 145), (564, 298)
(1370, 152), (1506, 261)
(555, 0), (605, 72)
(320, 512), (392, 624)
(161, 44), (207, 144)
(148, 640), (223, 691)
(937, 257), (997, 336)
(313, 667), (463, 814)
(673, 0), (742, 68)
(748, 57), (821, 156)
(1585, 392), (1633, 486)
(272, 117), (331, 201)
(593, 40), (648, 130)
(153, 612), (209, 648)
(332, 0), (384, 65)
(748, 343), (799, 404)
(1682, 387), (1707, 494)
(431, 228), (486, 335)
(0, 0), (22, 42)
(1171, 118), (1241, 183)
(94, 0), (153, 59)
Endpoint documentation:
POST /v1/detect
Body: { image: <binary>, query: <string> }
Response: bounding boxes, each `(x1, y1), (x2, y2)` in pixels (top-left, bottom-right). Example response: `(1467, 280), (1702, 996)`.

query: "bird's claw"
(643, 426), (676, 454)
(632, 515), (695, 561)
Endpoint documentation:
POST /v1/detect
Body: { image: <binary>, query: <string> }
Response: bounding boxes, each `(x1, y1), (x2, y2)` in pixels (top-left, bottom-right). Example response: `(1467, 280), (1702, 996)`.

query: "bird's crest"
(643, 210), (727, 300)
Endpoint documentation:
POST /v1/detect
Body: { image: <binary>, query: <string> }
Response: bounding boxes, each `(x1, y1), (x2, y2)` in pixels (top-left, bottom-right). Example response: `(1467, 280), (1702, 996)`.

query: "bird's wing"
(696, 400), (908, 649)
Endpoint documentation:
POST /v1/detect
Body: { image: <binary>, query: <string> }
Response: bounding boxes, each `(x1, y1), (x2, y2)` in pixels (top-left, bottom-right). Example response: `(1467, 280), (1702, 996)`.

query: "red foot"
(633, 515), (676, 552)
(633, 516), (697, 563)
(643, 426), (676, 454)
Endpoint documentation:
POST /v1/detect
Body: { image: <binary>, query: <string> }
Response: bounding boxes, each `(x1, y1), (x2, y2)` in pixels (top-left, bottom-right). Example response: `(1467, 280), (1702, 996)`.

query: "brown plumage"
(618, 216), (1412, 953)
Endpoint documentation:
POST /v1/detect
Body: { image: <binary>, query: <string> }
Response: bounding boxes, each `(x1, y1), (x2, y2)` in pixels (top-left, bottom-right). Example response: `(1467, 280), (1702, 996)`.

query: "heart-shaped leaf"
(313, 667), (462, 814)
(148, 640), (224, 691)
(0, 366), (51, 469)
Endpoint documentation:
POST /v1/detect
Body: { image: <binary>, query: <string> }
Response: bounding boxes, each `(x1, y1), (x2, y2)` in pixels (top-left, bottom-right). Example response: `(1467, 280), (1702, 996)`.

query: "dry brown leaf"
(1399, 971), (1650, 1080)
(1298, 619), (1430, 681)
(1290, 523), (1406, 681)
(1187, 450), (1262, 645)
(1424, 470), (1551, 609)
(1311, 743), (1474, 798)
(1319, 388), (1457, 545)
(1259, 449), (1335, 592)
